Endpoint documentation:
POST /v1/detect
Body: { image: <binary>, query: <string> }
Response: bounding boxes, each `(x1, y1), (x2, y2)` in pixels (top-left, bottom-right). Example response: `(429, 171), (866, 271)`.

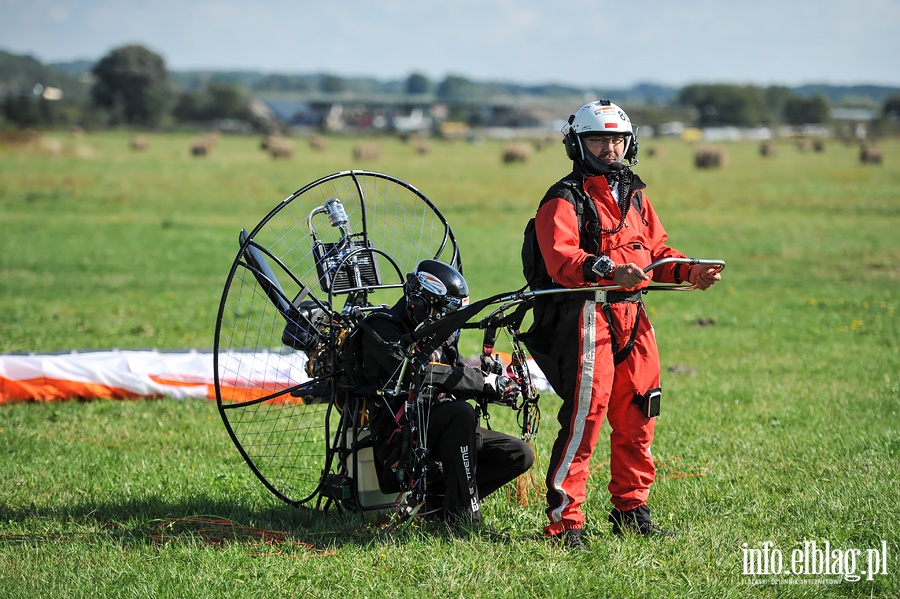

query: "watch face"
(593, 255), (615, 277)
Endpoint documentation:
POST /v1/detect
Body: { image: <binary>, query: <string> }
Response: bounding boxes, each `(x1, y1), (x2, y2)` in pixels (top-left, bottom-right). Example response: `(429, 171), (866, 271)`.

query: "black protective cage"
(214, 171), (462, 510)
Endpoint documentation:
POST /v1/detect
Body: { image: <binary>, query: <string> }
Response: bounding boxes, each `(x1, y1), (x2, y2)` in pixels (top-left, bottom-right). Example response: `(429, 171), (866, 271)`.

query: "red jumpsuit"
(533, 172), (688, 537)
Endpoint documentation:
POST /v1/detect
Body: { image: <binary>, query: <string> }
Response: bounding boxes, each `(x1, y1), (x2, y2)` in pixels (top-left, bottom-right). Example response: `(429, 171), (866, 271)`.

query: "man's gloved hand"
(480, 354), (503, 375)
(484, 373), (520, 406)
(495, 376), (520, 405)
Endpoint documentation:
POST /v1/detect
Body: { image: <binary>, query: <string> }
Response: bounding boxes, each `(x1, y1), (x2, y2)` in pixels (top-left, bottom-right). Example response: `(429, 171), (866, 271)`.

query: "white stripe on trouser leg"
(549, 300), (596, 523)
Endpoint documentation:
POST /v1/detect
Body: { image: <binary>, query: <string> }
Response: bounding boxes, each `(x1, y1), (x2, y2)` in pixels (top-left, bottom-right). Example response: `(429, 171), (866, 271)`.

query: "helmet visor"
(416, 271), (448, 298)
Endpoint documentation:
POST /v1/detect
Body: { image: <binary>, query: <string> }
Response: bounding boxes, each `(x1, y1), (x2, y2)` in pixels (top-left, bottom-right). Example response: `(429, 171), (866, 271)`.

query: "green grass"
(1, 131), (899, 597)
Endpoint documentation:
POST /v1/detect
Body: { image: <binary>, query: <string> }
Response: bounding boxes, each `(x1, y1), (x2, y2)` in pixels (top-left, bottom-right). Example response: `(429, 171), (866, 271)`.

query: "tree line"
(1, 46), (260, 130)
(2, 44), (900, 134)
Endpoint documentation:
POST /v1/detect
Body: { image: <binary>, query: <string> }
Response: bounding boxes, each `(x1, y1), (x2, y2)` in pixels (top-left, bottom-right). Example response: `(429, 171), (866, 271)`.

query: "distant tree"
(172, 92), (201, 122)
(172, 83), (254, 123)
(883, 94), (900, 120)
(321, 75), (346, 94)
(405, 73), (431, 95)
(253, 74), (317, 92)
(2, 94), (41, 127)
(783, 94), (831, 126)
(436, 75), (475, 100)
(90, 44), (171, 127)
(763, 85), (794, 122)
(0, 92), (72, 128)
(0, 49), (89, 104)
(0, 50), (89, 127)
(204, 83), (253, 120)
(678, 84), (771, 127)
(808, 94), (831, 124)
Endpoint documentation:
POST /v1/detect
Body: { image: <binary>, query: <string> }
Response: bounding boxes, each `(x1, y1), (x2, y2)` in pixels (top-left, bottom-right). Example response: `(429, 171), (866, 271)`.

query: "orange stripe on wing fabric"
(0, 376), (146, 403)
(215, 384), (306, 405)
(0, 375), (307, 405)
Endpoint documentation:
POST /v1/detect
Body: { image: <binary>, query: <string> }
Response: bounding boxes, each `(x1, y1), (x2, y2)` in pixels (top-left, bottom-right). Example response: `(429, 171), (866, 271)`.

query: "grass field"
(1, 130), (898, 598)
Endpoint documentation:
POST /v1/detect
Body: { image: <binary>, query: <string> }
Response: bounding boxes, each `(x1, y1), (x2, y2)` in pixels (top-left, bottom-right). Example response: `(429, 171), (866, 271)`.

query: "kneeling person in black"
(360, 260), (534, 524)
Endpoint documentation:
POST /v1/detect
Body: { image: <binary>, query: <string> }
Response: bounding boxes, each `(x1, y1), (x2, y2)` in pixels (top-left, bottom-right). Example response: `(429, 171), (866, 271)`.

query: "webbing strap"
(601, 301), (644, 365)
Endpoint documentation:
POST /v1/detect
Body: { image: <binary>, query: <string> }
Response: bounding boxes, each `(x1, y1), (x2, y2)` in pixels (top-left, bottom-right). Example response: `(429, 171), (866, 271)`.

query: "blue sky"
(2, 0), (898, 88)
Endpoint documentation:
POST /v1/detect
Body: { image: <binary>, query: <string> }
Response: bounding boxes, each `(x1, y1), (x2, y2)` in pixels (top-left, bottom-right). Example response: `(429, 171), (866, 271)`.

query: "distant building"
(831, 107), (877, 139)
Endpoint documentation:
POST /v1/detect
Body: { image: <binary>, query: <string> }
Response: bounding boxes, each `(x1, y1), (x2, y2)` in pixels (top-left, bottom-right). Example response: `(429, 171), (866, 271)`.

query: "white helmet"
(563, 100), (638, 171)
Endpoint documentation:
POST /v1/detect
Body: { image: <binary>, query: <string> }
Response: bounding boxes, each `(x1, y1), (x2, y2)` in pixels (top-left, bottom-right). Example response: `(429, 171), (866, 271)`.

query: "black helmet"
(404, 259), (469, 324)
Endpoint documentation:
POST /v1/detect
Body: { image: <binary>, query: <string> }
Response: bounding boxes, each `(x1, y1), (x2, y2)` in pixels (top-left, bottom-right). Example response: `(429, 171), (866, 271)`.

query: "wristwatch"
(591, 254), (616, 279)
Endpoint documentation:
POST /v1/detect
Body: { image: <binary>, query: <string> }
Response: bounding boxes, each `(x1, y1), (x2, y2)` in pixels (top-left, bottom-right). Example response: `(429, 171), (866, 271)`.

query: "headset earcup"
(563, 114), (581, 162)
(564, 130), (582, 161)
(405, 273), (429, 323)
(624, 135), (638, 162)
(406, 293), (428, 323)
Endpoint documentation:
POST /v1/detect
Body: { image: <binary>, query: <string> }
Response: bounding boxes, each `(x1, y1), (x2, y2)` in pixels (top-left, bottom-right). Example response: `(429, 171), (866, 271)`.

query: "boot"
(549, 528), (589, 551)
(609, 505), (676, 537)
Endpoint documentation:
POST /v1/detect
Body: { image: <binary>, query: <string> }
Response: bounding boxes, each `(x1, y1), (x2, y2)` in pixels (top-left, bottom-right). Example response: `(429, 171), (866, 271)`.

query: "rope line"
(148, 517), (334, 558)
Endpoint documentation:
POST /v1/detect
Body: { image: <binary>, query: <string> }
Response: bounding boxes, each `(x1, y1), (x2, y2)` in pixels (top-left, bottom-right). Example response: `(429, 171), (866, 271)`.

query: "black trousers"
(426, 401), (534, 523)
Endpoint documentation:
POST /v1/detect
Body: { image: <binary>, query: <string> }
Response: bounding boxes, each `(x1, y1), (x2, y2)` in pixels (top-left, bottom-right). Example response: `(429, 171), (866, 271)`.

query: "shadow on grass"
(0, 495), (505, 554)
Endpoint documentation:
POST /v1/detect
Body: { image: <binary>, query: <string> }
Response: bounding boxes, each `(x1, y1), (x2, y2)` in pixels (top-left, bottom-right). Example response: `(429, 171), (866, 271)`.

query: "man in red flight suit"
(528, 100), (721, 551)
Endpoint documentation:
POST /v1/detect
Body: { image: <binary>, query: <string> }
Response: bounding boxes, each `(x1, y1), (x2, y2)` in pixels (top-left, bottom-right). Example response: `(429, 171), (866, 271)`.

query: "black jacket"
(360, 298), (494, 410)
(359, 298), (496, 492)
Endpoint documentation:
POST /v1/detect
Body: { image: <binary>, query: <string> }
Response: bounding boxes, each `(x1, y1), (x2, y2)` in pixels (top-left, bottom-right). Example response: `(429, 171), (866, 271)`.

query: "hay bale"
(270, 140), (293, 159)
(130, 135), (148, 151)
(190, 141), (209, 156)
(36, 136), (63, 155)
(352, 143), (381, 161)
(190, 134), (216, 157)
(264, 135), (294, 159)
(860, 143), (883, 165)
(502, 142), (532, 164)
(694, 147), (728, 169)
